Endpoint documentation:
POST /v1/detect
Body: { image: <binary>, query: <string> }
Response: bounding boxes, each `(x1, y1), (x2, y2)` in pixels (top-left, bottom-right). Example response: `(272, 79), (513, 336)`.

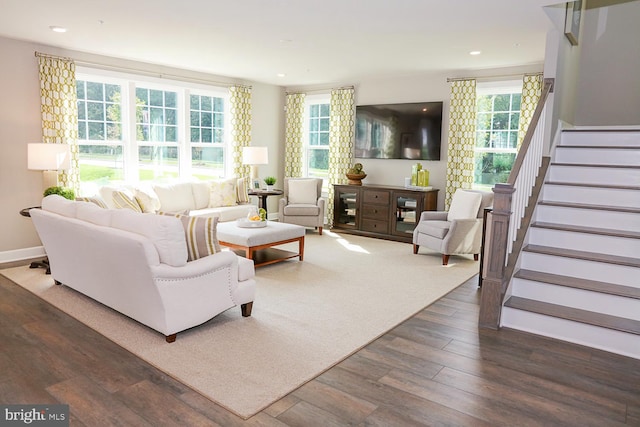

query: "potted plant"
(346, 163), (367, 186)
(264, 176), (277, 190)
(43, 186), (75, 200)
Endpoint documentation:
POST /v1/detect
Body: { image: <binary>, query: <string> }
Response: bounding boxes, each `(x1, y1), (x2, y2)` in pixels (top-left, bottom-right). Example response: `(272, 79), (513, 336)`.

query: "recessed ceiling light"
(49, 26), (67, 33)
(277, 73), (286, 78)
(469, 50), (481, 55)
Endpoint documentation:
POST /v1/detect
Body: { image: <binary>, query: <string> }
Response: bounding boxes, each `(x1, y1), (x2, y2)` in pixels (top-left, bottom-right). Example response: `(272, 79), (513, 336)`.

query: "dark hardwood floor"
(1, 259), (639, 426)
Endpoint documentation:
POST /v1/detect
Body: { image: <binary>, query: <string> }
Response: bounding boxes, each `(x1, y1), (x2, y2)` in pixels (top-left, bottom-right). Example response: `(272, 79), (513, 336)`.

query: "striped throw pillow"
(236, 176), (250, 204)
(112, 190), (143, 212)
(163, 214), (220, 261)
(76, 197), (108, 209)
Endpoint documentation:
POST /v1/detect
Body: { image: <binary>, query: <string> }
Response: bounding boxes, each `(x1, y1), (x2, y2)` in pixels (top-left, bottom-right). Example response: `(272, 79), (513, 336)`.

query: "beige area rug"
(1, 230), (479, 419)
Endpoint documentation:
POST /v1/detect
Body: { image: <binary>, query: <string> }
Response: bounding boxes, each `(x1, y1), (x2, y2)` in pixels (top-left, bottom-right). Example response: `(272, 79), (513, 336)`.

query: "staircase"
(501, 128), (640, 359)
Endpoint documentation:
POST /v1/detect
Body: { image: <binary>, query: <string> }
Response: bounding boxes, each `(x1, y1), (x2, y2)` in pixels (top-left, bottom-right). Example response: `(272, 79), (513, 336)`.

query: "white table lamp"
(28, 143), (71, 190)
(242, 146), (268, 181)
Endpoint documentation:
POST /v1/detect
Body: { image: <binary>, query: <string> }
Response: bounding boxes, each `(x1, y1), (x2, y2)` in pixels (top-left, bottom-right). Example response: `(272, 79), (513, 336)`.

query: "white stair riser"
(501, 307), (640, 359)
(561, 131), (640, 147)
(548, 165), (640, 186)
(554, 147), (640, 166)
(519, 251), (639, 287)
(542, 185), (640, 208)
(534, 205), (640, 230)
(527, 227), (640, 258)
(511, 279), (640, 320)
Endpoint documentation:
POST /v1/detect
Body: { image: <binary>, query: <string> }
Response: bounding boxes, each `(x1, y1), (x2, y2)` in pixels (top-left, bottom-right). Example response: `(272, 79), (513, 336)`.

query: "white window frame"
(473, 80), (523, 189)
(76, 67), (231, 194)
(303, 94), (331, 188)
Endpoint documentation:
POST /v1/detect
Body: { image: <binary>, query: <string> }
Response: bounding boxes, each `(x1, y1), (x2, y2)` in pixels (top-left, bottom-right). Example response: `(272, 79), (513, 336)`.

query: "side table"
(247, 189), (283, 214)
(20, 207), (50, 274)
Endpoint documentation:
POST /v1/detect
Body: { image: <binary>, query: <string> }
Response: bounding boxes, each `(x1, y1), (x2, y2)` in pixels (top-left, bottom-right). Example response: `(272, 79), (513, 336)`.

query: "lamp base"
(42, 170), (59, 191)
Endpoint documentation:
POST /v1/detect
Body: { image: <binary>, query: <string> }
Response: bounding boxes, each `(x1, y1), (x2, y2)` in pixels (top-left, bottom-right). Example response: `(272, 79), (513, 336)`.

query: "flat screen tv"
(355, 101), (443, 160)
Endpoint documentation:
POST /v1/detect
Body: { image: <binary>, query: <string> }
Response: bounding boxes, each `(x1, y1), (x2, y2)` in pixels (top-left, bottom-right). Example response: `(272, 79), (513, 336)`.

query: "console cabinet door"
(392, 191), (420, 238)
(333, 185), (359, 229)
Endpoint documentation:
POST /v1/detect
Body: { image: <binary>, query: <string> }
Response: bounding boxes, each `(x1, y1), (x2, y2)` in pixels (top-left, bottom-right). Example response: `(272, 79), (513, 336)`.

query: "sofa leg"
(413, 244), (419, 254)
(318, 226), (323, 236)
(166, 334), (177, 343)
(442, 254), (449, 265)
(241, 302), (253, 317)
(474, 253), (479, 261)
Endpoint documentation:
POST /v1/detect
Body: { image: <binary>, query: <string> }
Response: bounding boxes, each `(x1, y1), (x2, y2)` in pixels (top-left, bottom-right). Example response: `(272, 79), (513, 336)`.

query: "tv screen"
(355, 101), (443, 160)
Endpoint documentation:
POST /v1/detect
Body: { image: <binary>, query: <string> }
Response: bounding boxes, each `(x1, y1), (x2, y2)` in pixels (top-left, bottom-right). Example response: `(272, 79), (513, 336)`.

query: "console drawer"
(363, 190), (390, 205)
(361, 218), (389, 234)
(361, 204), (389, 221)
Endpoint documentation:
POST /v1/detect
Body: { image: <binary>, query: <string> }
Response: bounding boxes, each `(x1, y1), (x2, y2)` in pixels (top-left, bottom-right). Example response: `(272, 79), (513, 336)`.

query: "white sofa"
(96, 178), (256, 222)
(30, 195), (257, 342)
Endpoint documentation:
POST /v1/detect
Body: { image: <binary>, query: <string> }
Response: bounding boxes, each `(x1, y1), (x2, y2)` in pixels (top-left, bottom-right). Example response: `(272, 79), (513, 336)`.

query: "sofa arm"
(419, 211), (448, 222)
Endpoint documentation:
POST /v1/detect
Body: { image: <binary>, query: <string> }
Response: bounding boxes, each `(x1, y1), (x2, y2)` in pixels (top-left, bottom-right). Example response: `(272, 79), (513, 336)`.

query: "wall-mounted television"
(355, 101), (443, 160)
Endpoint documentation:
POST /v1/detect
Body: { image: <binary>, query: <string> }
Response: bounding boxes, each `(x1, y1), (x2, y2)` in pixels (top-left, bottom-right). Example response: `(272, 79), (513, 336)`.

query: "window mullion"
(125, 81), (138, 183)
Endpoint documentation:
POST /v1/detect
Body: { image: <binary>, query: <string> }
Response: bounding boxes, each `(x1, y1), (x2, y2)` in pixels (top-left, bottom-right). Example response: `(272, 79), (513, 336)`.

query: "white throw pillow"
(209, 178), (237, 208)
(288, 179), (318, 205)
(447, 190), (482, 221)
(153, 182), (197, 213)
(191, 181), (212, 209)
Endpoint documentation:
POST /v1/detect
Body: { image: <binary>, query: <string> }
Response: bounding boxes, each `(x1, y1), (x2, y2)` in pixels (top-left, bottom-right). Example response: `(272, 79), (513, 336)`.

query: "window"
(474, 81), (522, 188)
(304, 95), (330, 182)
(76, 69), (229, 195)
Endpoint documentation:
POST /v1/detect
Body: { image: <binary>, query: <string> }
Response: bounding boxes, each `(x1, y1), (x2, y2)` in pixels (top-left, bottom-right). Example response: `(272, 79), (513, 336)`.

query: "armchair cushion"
(284, 204), (320, 216)
(447, 189), (482, 221)
(288, 179), (318, 204)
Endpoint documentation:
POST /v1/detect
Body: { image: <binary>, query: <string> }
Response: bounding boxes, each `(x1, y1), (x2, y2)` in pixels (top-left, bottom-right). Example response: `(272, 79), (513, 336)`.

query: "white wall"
(574, 1), (640, 125)
(0, 36), (284, 260)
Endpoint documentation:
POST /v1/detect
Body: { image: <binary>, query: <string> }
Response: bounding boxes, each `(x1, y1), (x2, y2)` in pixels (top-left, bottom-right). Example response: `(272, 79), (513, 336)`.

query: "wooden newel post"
(478, 184), (514, 330)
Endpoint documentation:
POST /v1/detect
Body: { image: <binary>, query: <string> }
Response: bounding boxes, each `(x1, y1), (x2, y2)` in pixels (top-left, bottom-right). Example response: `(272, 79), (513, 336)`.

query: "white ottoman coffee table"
(217, 221), (305, 267)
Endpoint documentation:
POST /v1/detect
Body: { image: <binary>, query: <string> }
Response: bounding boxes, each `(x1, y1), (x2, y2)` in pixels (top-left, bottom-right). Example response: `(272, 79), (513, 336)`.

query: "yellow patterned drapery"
(517, 73), (543, 150)
(38, 55), (79, 193)
(445, 79), (477, 209)
(326, 87), (355, 227)
(230, 85), (252, 178)
(284, 93), (306, 178)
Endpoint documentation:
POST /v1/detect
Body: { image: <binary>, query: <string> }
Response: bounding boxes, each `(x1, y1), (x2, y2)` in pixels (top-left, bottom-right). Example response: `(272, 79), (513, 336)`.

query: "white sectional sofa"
(30, 195), (257, 342)
(95, 177), (256, 222)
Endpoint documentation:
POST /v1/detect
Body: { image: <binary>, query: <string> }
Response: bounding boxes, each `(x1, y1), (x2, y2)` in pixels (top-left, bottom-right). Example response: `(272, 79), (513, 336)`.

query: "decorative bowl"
(346, 173), (367, 185)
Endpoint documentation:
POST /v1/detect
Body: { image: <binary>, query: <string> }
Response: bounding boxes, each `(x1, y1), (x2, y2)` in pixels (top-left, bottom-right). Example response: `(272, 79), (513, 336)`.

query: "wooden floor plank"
(3, 260), (640, 426)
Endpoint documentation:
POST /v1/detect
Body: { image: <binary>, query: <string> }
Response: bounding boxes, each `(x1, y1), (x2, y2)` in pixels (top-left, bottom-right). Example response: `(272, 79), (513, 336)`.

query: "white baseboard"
(0, 246), (45, 263)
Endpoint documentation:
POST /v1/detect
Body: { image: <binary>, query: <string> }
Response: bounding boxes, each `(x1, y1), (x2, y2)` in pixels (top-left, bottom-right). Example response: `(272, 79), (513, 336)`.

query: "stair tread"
(544, 180), (640, 191)
(514, 269), (640, 300)
(538, 200), (640, 214)
(531, 221), (640, 239)
(523, 244), (640, 267)
(550, 162), (640, 169)
(504, 296), (640, 335)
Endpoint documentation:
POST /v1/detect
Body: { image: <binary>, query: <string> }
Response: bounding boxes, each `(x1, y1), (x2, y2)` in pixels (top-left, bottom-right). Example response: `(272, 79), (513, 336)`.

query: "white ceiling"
(0, 0), (561, 87)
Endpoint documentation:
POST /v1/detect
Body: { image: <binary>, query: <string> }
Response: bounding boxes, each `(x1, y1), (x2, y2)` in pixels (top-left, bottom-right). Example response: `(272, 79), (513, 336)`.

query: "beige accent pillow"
(288, 179), (318, 204)
(447, 190), (482, 221)
(162, 213), (220, 261)
(209, 178), (237, 208)
(134, 189), (161, 213)
(112, 191), (143, 212)
(236, 176), (250, 204)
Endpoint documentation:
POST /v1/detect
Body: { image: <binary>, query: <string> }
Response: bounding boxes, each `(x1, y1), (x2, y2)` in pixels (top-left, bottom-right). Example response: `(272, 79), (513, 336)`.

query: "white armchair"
(278, 178), (325, 235)
(413, 189), (493, 265)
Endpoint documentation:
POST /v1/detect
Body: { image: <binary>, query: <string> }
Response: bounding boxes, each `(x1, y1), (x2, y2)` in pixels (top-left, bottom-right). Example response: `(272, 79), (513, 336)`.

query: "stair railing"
(479, 78), (554, 329)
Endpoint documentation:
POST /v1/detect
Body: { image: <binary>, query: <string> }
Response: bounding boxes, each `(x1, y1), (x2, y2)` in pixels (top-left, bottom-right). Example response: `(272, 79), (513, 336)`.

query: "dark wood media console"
(332, 184), (438, 243)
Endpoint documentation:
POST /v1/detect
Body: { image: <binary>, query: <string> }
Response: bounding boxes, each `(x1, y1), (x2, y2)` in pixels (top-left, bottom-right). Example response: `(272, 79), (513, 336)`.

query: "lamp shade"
(28, 143), (71, 170)
(242, 146), (268, 165)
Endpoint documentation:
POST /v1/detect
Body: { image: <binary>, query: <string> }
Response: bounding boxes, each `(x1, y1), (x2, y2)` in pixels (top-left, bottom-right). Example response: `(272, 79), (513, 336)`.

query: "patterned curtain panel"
(327, 87), (355, 227)
(517, 73), (543, 150)
(284, 93), (305, 178)
(445, 79), (476, 209)
(38, 56), (79, 192)
(230, 85), (252, 178)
